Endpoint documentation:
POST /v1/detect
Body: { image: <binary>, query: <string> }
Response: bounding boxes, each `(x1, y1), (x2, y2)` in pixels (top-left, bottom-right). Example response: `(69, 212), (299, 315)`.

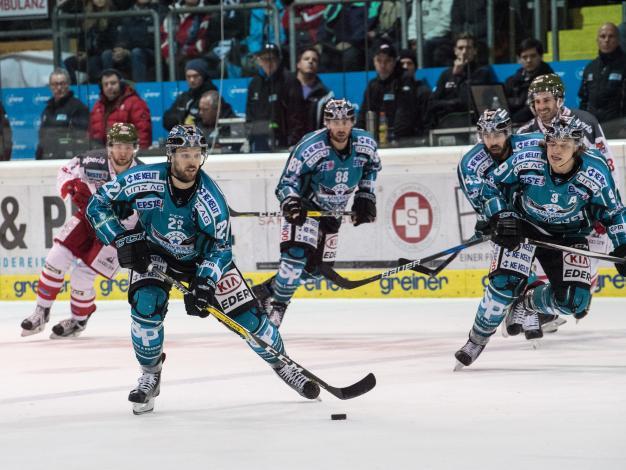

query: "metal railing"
(51, 6), (162, 81)
(163, 2), (280, 81)
(43, 0), (579, 81)
(287, 0), (408, 71)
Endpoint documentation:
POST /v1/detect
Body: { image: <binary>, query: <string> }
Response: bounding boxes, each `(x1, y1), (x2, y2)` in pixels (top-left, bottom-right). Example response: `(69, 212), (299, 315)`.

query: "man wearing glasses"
(36, 68), (90, 160)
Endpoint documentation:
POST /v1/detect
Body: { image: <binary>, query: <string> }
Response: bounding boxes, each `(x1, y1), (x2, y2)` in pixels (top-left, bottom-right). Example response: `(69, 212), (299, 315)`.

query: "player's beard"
(110, 152), (133, 171)
(330, 129), (349, 146)
(487, 142), (509, 161)
(171, 160), (199, 183)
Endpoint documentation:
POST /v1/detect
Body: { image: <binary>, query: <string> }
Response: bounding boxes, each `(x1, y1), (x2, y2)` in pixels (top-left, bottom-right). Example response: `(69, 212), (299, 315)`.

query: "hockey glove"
(184, 277), (216, 318)
(611, 244), (626, 276)
(490, 212), (524, 251)
(282, 196), (306, 226)
(114, 229), (151, 274)
(351, 192), (376, 227)
(61, 179), (92, 211)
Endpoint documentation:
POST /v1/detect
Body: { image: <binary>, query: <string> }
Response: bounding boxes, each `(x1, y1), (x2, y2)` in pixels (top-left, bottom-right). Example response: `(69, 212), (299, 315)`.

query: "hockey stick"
(398, 250), (460, 277)
(148, 265), (376, 400)
(317, 236), (488, 289)
(228, 206), (353, 218)
(528, 238), (626, 264)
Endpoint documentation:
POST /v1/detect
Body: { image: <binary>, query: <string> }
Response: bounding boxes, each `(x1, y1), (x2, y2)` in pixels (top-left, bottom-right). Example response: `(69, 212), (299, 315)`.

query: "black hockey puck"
(331, 413), (347, 420)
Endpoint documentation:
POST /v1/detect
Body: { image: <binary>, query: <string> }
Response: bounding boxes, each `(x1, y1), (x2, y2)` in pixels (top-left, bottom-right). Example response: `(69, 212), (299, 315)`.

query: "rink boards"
(2, 267), (626, 301)
(1, 144), (626, 299)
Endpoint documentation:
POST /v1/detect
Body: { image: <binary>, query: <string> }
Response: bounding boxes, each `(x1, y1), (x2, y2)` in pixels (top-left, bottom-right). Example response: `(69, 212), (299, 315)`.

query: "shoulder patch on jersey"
(301, 141), (330, 167)
(585, 167), (607, 187)
(465, 150), (490, 172)
(512, 150), (543, 165)
(512, 138), (542, 150)
(514, 161), (545, 174)
(124, 171), (161, 184)
(197, 187), (222, 218)
(124, 182), (165, 196)
(575, 173), (601, 194)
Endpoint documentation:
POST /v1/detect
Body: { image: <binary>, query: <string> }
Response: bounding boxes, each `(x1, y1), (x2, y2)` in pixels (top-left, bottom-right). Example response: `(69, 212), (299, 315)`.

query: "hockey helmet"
(324, 98), (356, 122)
(107, 122), (138, 146)
(544, 116), (585, 147)
(166, 124), (208, 161)
(527, 73), (565, 111)
(476, 108), (512, 136)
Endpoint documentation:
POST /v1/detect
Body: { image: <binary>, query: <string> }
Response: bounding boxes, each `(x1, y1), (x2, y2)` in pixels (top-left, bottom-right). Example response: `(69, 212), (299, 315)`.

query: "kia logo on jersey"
(564, 253), (590, 268)
(216, 272), (243, 295)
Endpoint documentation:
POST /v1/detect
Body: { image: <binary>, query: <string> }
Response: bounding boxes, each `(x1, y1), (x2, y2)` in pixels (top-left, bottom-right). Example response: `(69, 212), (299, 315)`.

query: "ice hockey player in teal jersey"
(253, 99), (381, 328)
(454, 116), (626, 369)
(86, 125), (320, 414)
(458, 108), (543, 235)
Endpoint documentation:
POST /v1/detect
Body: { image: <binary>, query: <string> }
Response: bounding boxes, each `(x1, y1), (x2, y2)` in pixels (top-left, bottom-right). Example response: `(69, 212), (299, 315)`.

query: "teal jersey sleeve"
(457, 143), (494, 219)
(192, 173), (233, 284)
(578, 151), (626, 249)
(481, 146), (545, 219)
(86, 163), (165, 245)
(352, 128), (381, 197)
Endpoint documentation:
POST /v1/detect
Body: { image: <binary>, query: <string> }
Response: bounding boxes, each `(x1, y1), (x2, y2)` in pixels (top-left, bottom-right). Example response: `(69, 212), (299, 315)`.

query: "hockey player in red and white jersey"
(20, 123), (141, 338)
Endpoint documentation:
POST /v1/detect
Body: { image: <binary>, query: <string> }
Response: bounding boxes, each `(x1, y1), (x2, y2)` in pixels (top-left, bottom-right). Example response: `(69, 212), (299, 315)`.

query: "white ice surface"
(1, 298), (625, 470)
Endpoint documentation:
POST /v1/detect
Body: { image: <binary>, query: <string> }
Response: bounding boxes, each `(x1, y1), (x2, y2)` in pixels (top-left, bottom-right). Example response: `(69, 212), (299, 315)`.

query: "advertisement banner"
(0, 0), (48, 19)
(2, 267), (625, 301)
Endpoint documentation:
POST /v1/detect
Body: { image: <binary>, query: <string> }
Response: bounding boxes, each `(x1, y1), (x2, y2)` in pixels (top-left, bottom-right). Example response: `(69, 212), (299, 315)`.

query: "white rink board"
(1, 143), (626, 274)
(1, 298), (625, 470)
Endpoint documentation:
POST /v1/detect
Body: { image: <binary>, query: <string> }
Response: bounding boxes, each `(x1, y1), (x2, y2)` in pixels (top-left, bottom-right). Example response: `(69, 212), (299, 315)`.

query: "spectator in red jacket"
(89, 69), (152, 149)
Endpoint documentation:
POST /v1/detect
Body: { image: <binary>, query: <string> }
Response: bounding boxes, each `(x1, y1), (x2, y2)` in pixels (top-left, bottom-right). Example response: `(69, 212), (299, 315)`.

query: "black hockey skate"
(273, 362), (320, 399)
(539, 313), (567, 334)
(523, 311), (544, 340)
(50, 315), (91, 339)
(251, 276), (275, 314)
(20, 305), (51, 337)
(268, 301), (288, 328)
(454, 332), (488, 370)
(129, 354), (166, 415)
(503, 301), (525, 337)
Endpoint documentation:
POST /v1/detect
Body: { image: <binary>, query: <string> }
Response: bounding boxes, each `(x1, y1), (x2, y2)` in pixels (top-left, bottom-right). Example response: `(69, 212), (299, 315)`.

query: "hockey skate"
(273, 362), (320, 399)
(502, 301), (526, 337)
(539, 313), (567, 333)
(523, 310), (543, 344)
(268, 301), (288, 328)
(129, 354), (166, 415)
(50, 315), (91, 339)
(454, 332), (489, 370)
(20, 305), (51, 337)
(251, 276), (275, 314)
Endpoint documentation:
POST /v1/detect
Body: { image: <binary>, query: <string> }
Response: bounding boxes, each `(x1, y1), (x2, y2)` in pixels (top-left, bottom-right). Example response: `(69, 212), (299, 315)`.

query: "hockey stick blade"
(398, 251), (459, 277)
(228, 206), (352, 218)
(329, 372), (376, 400)
(319, 236), (487, 289)
(148, 265), (376, 400)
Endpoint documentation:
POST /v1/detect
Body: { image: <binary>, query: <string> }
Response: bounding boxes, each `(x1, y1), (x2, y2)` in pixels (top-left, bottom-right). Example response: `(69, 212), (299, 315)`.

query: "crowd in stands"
(1, 0), (625, 159)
